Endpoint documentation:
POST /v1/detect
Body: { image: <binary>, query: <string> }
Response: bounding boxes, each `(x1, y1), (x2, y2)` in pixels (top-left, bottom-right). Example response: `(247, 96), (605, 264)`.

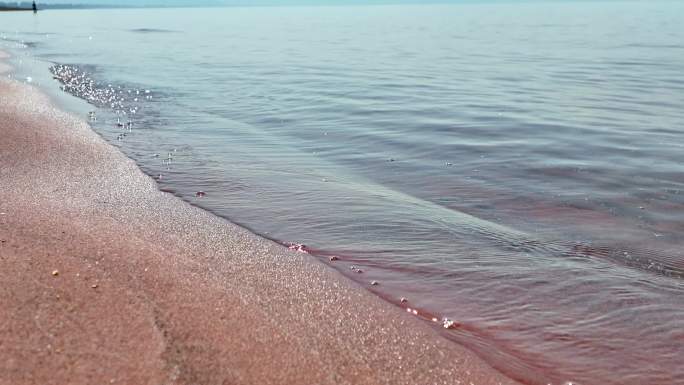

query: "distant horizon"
(1, 0), (660, 10)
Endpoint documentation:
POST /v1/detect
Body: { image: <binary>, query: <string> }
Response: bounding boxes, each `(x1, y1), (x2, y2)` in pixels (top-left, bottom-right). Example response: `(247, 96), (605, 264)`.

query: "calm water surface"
(2, 2), (684, 384)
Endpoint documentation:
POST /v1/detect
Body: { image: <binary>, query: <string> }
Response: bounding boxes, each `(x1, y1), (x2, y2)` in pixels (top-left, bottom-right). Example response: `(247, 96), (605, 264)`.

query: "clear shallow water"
(3, 2), (684, 384)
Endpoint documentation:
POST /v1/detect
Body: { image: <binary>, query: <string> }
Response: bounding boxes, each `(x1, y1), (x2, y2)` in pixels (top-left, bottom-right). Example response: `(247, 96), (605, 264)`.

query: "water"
(3, 2), (684, 384)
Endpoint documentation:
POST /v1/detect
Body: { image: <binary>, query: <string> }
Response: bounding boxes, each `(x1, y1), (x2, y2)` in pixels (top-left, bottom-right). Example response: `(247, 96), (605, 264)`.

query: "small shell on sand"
(400, 297), (408, 303)
(370, 281), (379, 286)
(288, 244), (308, 253)
(442, 318), (458, 329)
(329, 256), (339, 261)
(51, 270), (59, 276)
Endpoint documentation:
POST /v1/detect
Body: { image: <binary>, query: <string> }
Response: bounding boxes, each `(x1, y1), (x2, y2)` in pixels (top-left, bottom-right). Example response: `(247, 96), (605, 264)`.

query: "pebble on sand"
(329, 256), (339, 261)
(51, 270), (59, 276)
(406, 307), (418, 315)
(370, 281), (379, 286)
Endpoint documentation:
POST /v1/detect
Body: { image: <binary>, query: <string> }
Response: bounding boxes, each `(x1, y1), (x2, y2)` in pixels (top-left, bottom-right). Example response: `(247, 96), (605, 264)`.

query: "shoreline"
(0, 52), (519, 384)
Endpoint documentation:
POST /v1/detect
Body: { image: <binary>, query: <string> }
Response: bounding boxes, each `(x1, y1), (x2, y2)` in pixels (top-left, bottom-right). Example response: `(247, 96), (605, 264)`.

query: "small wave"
(1, 37), (39, 48)
(620, 43), (684, 50)
(130, 28), (179, 34)
(566, 243), (684, 279)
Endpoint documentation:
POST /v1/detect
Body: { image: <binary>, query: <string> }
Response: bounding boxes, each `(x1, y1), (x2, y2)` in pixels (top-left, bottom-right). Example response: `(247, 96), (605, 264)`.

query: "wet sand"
(0, 53), (518, 385)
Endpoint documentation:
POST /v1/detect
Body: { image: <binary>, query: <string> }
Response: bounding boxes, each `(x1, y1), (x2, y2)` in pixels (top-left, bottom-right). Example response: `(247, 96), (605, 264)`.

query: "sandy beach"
(0, 52), (517, 384)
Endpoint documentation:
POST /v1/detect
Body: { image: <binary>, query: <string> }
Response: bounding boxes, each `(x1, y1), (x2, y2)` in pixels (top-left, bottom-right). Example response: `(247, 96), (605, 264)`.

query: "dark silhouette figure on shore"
(32, 1), (37, 13)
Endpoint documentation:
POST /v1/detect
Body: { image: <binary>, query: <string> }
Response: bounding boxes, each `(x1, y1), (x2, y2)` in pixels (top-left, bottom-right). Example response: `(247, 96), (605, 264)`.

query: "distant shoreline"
(0, 7), (32, 11)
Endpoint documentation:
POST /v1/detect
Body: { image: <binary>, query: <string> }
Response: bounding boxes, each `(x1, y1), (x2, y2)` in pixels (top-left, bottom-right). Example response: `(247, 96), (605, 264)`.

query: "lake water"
(2, 2), (684, 384)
